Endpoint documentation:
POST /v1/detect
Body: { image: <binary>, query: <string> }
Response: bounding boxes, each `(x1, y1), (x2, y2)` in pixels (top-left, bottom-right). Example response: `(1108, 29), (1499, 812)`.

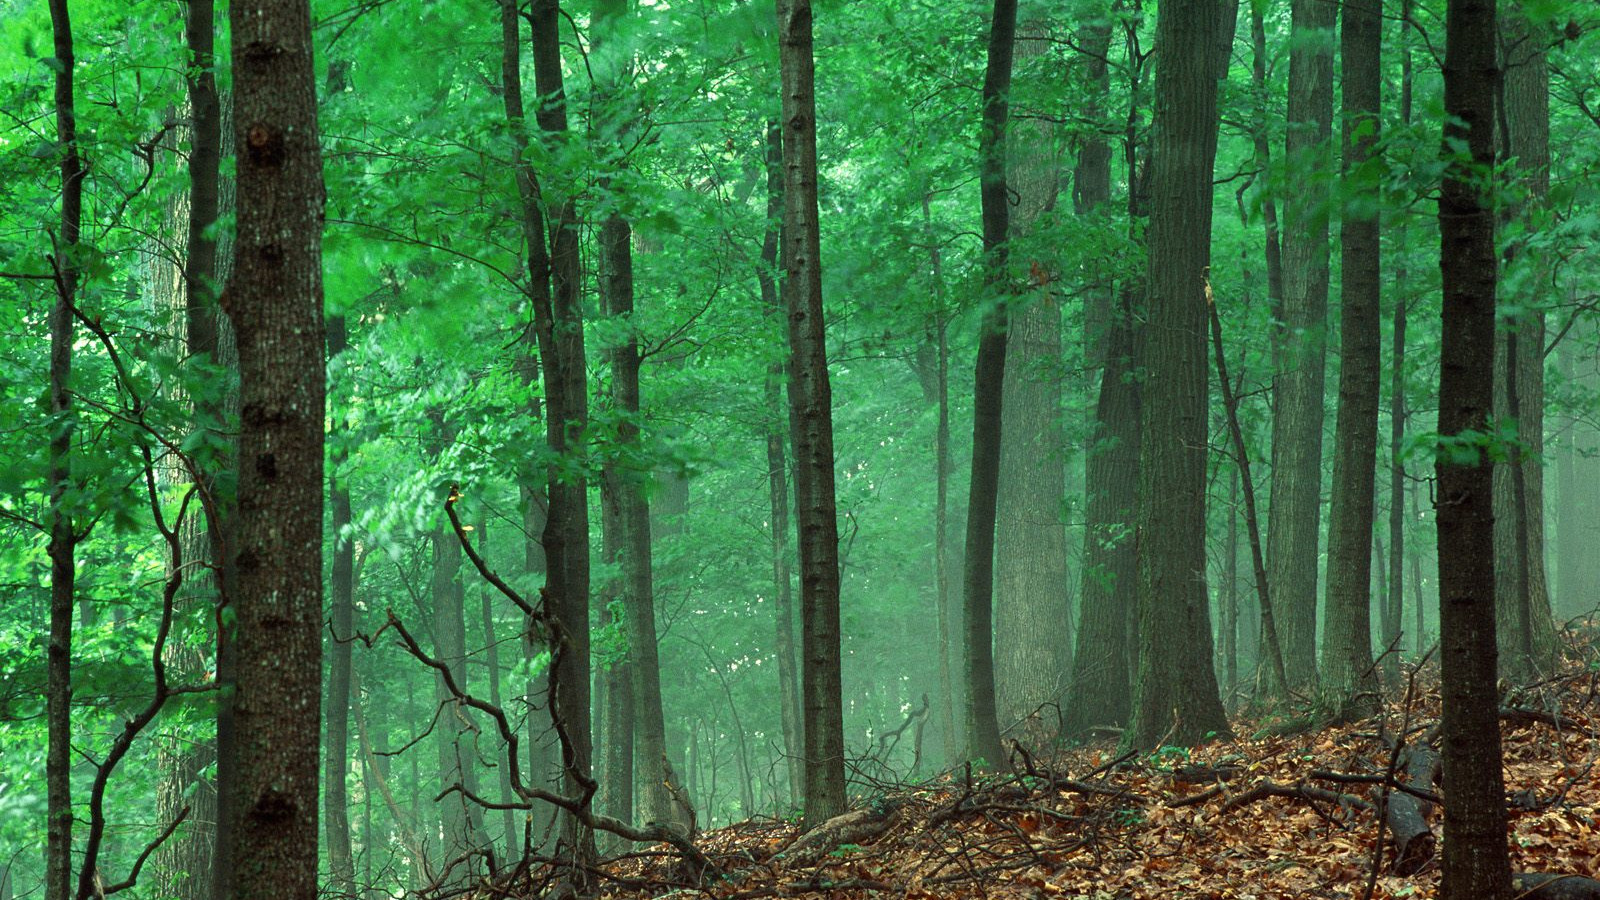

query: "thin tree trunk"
(1436, 0), (1513, 891)
(597, 490), (634, 834)
(1391, 0), (1416, 664)
(45, 1), (83, 897)
(1319, 0), (1382, 722)
(498, 0), (594, 863)
(776, 0), (848, 827)
(429, 429), (483, 878)
(963, 0), (1018, 769)
(1067, 12), (1142, 737)
(1209, 296), (1289, 695)
(597, 158), (677, 839)
(475, 519), (518, 860)
(325, 315), (357, 897)
(760, 122), (805, 804)
(1249, 4), (1284, 326)
(1224, 466), (1239, 701)
(528, 0), (595, 864)
(1493, 7), (1559, 679)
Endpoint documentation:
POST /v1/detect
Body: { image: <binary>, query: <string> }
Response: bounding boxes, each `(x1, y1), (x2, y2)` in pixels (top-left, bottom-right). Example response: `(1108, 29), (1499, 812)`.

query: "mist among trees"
(4, 0), (1600, 898)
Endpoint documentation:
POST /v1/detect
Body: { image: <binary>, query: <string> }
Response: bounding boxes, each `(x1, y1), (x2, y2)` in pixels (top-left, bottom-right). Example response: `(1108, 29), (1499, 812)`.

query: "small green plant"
(828, 843), (864, 858)
(1149, 744), (1190, 769)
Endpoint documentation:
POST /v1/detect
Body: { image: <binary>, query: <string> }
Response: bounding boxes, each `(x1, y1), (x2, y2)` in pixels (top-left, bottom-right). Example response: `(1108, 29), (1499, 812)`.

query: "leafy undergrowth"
(583, 661), (1600, 899)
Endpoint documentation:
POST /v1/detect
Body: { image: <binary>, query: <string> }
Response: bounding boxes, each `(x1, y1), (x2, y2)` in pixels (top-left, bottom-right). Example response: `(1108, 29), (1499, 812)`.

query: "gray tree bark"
(1436, 0), (1514, 892)
(995, 22), (1070, 734)
(1125, 0), (1233, 750)
(776, 0), (848, 826)
(1266, 0), (1336, 693)
(1318, 0), (1382, 722)
(218, 0), (326, 895)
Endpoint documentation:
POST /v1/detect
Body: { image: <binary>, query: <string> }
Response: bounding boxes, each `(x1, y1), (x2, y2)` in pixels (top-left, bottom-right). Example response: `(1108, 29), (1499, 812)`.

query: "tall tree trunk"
(1436, 0), (1513, 891)
(995, 22), (1070, 734)
(760, 122), (806, 804)
(159, 5), (234, 891)
(1493, 7), (1559, 679)
(218, 0), (326, 896)
(528, 0), (595, 863)
(1554, 315), (1597, 618)
(963, 0), (1018, 769)
(1392, 0), (1415, 660)
(1067, 13), (1142, 736)
(776, 0), (848, 827)
(498, 0), (557, 838)
(1319, 0), (1382, 722)
(498, 0), (594, 863)
(429, 426), (484, 879)
(1249, 3), (1284, 322)
(45, 2), (83, 897)
(597, 487), (635, 833)
(474, 519), (519, 860)
(593, 0), (682, 838)
(1125, 0), (1233, 750)
(325, 316), (357, 897)
(599, 174), (678, 841)
(1267, 0), (1336, 694)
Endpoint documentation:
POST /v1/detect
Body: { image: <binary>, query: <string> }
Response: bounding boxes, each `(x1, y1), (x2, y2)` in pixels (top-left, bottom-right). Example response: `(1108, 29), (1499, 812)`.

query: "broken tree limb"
(1514, 873), (1600, 900)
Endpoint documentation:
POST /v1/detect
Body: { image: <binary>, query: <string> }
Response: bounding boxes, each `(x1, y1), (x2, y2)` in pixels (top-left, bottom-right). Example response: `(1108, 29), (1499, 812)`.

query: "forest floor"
(576, 643), (1600, 899)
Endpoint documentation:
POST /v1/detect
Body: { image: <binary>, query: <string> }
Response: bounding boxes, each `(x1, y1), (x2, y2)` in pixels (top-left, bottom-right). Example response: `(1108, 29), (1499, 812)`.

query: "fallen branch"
(1514, 873), (1600, 900)
(1217, 780), (1372, 816)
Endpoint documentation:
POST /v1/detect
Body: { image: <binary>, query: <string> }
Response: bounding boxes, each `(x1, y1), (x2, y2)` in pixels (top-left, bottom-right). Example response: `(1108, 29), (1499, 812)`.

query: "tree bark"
(1266, 0), (1336, 694)
(1319, 0), (1382, 722)
(45, 1), (83, 897)
(1125, 0), (1233, 750)
(429, 426), (484, 879)
(963, 0), (1018, 769)
(995, 21), (1070, 734)
(776, 0), (848, 828)
(1493, 7), (1559, 680)
(218, 0), (326, 895)
(760, 122), (806, 804)
(1436, 0), (1514, 892)
(1067, 15), (1142, 737)
(325, 316), (357, 897)
(474, 519), (519, 859)
(498, 0), (594, 864)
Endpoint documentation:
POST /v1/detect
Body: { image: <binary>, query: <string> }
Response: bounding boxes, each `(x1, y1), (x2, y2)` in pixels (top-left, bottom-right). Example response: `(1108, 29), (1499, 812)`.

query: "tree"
(1435, 0), (1513, 892)
(759, 121), (806, 803)
(44, 1), (83, 898)
(776, 0), (847, 827)
(217, 0), (325, 897)
(1318, 0), (1382, 721)
(1493, 5), (1559, 680)
(1068, 7), (1142, 737)
(595, 0), (678, 832)
(994, 20), (1070, 733)
(498, 0), (596, 860)
(1267, 0), (1337, 693)
(324, 318), (357, 898)
(429, 416), (485, 878)
(963, 0), (1017, 770)
(1125, 0), (1233, 750)
(156, 0), (232, 895)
